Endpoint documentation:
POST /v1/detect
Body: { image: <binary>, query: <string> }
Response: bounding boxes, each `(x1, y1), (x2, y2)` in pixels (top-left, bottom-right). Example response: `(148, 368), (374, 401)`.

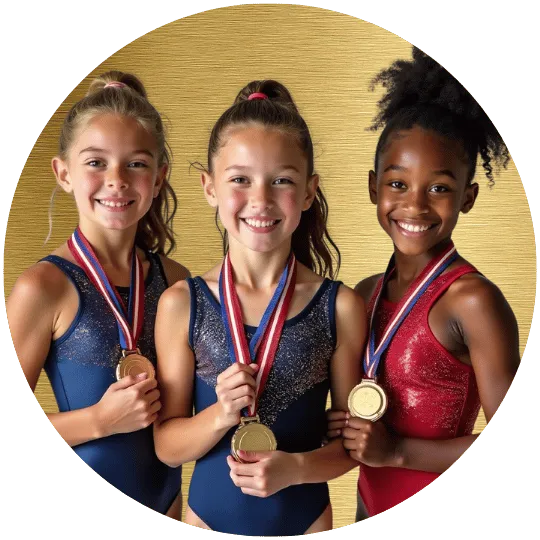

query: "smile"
(395, 220), (436, 233)
(242, 218), (281, 228)
(97, 199), (134, 208)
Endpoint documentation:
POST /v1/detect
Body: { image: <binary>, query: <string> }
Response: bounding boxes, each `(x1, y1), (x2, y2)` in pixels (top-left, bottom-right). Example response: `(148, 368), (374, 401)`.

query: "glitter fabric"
(186, 276), (340, 536)
(359, 264), (481, 517)
(40, 253), (181, 514)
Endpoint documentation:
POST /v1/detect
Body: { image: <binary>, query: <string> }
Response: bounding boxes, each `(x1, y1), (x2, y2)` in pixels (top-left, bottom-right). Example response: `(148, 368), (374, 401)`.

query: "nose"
(106, 166), (129, 190)
(250, 182), (273, 210)
(405, 188), (429, 215)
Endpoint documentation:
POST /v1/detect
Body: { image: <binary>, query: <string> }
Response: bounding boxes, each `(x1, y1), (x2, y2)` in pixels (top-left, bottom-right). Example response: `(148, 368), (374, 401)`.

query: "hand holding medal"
(68, 227), (155, 380)
(219, 251), (296, 463)
(348, 242), (458, 421)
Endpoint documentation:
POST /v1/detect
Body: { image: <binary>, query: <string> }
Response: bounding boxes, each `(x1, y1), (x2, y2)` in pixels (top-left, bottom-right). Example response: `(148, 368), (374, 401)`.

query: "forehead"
(379, 126), (469, 173)
(214, 125), (306, 171)
(72, 113), (157, 153)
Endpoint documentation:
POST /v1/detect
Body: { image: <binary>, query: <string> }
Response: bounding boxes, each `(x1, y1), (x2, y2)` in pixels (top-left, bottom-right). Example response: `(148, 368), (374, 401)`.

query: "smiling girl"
(327, 47), (521, 518)
(153, 80), (365, 535)
(7, 71), (188, 516)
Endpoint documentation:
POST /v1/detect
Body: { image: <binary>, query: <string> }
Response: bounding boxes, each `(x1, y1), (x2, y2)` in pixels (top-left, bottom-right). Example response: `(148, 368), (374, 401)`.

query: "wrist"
(89, 403), (108, 439)
(391, 436), (406, 468)
(212, 403), (237, 433)
(289, 452), (306, 486)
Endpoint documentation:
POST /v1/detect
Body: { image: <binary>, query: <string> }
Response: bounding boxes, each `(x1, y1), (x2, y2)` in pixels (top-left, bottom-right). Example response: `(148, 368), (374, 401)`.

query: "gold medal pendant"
(348, 379), (387, 421)
(116, 349), (155, 381)
(231, 415), (277, 462)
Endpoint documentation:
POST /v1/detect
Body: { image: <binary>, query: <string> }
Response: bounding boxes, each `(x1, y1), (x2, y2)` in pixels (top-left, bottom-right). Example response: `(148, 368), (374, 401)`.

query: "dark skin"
(328, 125), (520, 473)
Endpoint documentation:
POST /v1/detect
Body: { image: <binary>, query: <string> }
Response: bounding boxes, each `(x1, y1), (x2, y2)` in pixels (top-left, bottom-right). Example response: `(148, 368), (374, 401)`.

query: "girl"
(153, 80), (365, 535)
(7, 71), (189, 517)
(327, 47), (521, 518)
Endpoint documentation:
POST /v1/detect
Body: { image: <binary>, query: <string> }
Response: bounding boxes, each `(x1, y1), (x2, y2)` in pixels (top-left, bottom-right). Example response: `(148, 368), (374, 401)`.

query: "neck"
(393, 238), (453, 286)
(77, 221), (138, 269)
(227, 239), (292, 289)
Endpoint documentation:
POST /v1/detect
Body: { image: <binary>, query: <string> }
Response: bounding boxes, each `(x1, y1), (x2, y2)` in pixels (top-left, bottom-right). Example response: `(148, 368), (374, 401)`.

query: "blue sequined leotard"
(42, 254), (181, 514)
(186, 276), (340, 535)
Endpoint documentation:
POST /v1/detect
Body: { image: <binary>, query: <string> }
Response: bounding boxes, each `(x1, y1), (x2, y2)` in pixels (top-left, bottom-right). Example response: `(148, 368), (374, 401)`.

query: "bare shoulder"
(158, 254), (191, 286)
(335, 283), (366, 316)
(158, 278), (192, 316)
(354, 273), (384, 304)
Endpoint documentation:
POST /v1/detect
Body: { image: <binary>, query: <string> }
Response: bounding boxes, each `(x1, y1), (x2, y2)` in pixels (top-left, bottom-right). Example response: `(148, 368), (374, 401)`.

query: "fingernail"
(137, 373), (147, 379)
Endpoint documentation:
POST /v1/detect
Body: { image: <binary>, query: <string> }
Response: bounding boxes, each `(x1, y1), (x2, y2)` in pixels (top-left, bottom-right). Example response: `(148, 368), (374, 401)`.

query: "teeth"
(99, 200), (131, 208)
(398, 221), (431, 233)
(244, 218), (277, 228)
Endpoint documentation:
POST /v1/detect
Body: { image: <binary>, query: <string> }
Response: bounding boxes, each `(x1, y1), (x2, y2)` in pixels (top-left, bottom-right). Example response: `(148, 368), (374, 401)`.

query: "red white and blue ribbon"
(364, 242), (458, 379)
(67, 227), (144, 352)
(219, 252), (296, 417)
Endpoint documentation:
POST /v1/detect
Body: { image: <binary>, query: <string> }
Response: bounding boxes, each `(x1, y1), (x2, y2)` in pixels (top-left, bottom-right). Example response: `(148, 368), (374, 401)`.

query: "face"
(52, 113), (166, 233)
(369, 125), (478, 257)
(202, 125), (318, 254)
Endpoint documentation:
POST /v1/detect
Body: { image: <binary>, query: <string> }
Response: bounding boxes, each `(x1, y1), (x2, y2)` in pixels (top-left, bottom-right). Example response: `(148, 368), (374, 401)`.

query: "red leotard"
(358, 264), (481, 516)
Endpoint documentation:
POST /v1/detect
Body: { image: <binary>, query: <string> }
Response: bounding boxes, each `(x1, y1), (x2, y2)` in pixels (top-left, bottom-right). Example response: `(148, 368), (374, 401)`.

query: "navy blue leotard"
(186, 276), (340, 535)
(42, 253), (181, 514)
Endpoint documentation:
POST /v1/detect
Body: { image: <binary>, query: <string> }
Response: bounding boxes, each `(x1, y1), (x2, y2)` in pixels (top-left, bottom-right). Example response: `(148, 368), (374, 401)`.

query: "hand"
(227, 450), (301, 498)
(326, 409), (348, 439)
(342, 416), (403, 468)
(214, 363), (259, 430)
(94, 374), (161, 436)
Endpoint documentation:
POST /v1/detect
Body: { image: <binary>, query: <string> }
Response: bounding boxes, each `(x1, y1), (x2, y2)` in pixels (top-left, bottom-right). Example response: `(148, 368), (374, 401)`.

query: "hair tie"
(248, 92), (268, 101)
(104, 81), (127, 89)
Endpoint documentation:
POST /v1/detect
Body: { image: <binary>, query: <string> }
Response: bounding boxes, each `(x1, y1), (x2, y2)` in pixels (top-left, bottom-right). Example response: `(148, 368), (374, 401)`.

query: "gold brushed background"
(3, 4), (534, 529)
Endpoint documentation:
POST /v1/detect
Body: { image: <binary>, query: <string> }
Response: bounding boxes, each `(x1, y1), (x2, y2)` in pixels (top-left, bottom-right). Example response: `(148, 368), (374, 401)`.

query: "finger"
(149, 400), (162, 414)
(342, 427), (366, 440)
(343, 438), (360, 451)
(240, 487), (267, 498)
(228, 457), (259, 476)
(226, 385), (256, 402)
(218, 362), (259, 384)
(328, 420), (347, 431)
(144, 389), (160, 404)
(227, 395), (254, 413)
(326, 409), (348, 421)
(326, 429), (342, 439)
(230, 471), (259, 489)
(346, 417), (372, 430)
(236, 450), (273, 463)
(217, 370), (257, 392)
(111, 374), (140, 389)
(133, 376), (158, 392)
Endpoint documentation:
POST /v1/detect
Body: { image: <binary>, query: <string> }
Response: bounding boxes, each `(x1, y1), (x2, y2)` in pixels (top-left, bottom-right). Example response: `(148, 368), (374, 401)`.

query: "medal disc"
(348, 380), (387, 421)
(116, 353), (155, 381)
(231, 416), (277, 462)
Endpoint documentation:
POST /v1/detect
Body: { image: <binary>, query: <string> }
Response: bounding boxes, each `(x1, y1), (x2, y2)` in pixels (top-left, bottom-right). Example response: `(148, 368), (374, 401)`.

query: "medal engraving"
(231, 415), (277, 462)
(348, 380), (387, 421)
(116, 351), (155, 380)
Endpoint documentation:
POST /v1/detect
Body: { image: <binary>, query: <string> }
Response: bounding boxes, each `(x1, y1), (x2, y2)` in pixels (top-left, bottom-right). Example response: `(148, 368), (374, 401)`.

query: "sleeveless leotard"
(359, 264), (481, 516)
(187, 276), (340, 535)
(42, 253), (181, 513)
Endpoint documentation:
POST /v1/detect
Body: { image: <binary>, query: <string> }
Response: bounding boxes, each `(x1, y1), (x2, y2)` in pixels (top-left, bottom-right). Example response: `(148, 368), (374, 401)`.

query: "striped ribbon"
(67, 227), (144, 351)
(219, 252), (296, 416)
(365, 242), (458, 379)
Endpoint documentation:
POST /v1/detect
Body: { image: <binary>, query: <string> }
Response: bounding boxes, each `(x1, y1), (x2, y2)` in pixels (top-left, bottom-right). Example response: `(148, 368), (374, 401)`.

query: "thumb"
(112, 373), (145, 389)
(237, 450), (274, 462)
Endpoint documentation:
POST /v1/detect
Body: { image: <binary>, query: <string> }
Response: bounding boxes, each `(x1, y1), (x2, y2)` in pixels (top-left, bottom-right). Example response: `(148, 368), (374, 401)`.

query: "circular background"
(3, 4), (534, 529)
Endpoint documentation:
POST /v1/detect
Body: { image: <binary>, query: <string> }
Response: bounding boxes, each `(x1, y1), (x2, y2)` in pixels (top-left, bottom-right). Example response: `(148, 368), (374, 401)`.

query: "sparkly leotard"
(187, 276), (340, 535)
(42, 254), (181, 514)
(358, 264), (480, 516)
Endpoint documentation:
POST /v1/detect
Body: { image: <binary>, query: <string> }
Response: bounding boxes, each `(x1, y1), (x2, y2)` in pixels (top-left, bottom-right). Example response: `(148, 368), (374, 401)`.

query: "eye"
(388, 180), (406, 189)
(273, 177), (293, 185)
(128, 161), (148, 168)
(230, 177), (249, 184)
(429, 185), (450, 193)
(86, 159), (104, 167)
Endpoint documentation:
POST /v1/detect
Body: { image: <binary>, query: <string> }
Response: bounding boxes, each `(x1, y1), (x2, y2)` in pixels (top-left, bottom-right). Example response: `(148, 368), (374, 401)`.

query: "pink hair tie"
(248, 92), (268, 101)
(104, 81), (127, 89)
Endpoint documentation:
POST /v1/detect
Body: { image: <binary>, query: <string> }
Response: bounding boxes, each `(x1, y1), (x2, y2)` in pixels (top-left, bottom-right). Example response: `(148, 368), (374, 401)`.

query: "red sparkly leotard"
(358, 264), (481, 516)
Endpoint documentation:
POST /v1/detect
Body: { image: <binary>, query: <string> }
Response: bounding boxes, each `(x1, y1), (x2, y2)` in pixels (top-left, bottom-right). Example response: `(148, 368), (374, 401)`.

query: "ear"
(368, 170), (378, 205)
(153, 163), (168, 198)
(461, 182), (479, 214)
(201, 171), (218, 208)
(52, 157), (72, 194)
(302, 174), (319, 211)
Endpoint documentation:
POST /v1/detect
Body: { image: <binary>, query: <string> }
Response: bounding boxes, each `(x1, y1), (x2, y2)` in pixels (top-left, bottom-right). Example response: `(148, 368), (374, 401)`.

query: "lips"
(393, 219), (438, 235)
(96, 198), (135, 209)
(242, 217), (280, 228)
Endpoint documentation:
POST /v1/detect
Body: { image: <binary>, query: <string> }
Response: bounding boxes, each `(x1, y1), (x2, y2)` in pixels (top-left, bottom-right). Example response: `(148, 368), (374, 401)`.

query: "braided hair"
(370, 47), (510, 185)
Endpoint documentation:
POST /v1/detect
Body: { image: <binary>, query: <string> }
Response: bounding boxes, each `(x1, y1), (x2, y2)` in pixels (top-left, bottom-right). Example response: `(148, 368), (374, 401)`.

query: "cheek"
(220, 190), (246, 216)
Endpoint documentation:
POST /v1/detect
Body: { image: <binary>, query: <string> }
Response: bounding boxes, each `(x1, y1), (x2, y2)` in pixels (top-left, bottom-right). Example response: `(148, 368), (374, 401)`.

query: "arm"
(228, 285), (367, 496)
(342, 276), (520, 473)
(8, 264), (161, 447)
(153, 282), (258, 467)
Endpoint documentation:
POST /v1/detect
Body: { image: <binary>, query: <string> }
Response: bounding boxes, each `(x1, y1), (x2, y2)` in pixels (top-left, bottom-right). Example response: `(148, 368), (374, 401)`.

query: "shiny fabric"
(42, 254), (181, 514)
(187, 276), (340, 535)
(359, 264), (480, 516)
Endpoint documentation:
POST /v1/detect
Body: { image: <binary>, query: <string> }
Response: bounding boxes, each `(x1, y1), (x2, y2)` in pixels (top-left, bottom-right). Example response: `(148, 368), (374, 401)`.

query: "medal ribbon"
(219, 252), (296, 416)
(365, 242), (458, 379)
(67, 227), (144, 351)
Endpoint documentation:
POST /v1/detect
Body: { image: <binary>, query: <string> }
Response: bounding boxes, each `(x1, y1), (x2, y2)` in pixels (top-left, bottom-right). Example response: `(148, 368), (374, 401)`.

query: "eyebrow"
(79, 147), (155, 158)
(383, 164), (457, 181)
(224, 165), (301, 173)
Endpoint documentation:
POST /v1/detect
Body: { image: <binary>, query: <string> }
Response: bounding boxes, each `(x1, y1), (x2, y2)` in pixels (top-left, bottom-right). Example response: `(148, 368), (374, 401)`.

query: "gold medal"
(348, 379), (387, 421)
(116, 349), (155, 380)
(231, 415), (277, 462)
